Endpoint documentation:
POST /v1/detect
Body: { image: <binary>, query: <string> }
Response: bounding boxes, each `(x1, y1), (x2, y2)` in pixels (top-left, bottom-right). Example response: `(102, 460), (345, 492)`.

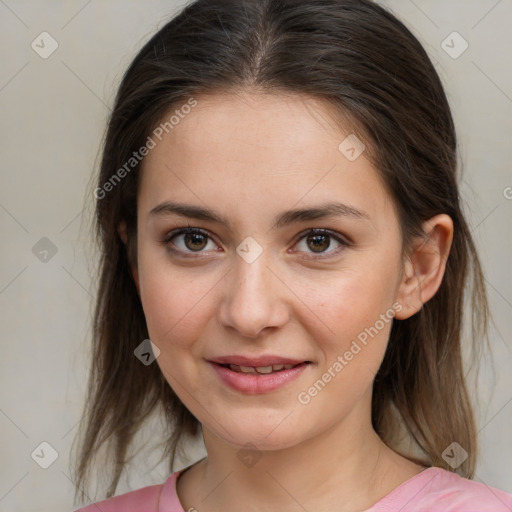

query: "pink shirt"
(74, 466), (512, 511)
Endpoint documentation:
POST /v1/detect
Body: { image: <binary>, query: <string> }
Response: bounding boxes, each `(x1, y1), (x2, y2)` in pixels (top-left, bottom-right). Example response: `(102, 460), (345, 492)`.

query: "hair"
(72, 0), (489, 504)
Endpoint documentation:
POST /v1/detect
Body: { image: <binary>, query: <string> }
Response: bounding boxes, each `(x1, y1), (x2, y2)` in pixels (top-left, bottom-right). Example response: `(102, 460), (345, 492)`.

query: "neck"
(187, 398), (419, 512)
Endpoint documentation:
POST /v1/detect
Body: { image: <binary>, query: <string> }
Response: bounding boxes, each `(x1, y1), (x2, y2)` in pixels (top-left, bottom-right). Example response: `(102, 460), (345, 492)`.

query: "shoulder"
(73, 471), (183, 512)
(425, 468), (512, 511)
(374, 467), (512, 512)
(73, 483), (162, 512)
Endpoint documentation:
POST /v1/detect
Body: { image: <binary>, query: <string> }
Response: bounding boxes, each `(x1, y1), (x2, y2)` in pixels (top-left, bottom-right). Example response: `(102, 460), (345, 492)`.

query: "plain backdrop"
(0, 1), (511, 511)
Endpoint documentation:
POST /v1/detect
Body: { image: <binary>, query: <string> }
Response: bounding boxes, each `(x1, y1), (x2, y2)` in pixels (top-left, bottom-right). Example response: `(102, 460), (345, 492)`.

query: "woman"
(73, 1), (512, 510)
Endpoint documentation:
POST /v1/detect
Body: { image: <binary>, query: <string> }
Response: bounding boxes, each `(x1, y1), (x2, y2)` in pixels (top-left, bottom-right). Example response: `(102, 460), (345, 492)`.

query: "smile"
(221, 363), (300, 374)
(209, 361), (311, 394)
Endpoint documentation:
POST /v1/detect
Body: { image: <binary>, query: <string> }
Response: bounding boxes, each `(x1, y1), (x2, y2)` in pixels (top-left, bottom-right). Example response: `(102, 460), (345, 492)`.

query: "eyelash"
(160, 225), (350, 260)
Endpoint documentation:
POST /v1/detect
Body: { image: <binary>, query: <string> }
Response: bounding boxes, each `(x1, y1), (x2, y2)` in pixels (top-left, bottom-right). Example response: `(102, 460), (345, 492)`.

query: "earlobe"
(394, 256), (423, 319)
(394, 214), (453, 320)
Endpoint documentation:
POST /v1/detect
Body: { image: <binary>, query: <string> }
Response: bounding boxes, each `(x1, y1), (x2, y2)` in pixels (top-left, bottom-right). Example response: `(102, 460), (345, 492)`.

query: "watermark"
(236, 442), (263, 468)
(442, 441), (468, 469)
(236, 236), (263, 264)
(297, 301), (402, 405)
(441, 31), (469, 59)
(503, 186), (512, 200)
(31, 441), (59, 469)
(338, 133), (366, 161)
(94, 97), (198, 200)
(134, 339), (161, 365)
(32, 237), (58, 263)
(31, 31), (59, 59)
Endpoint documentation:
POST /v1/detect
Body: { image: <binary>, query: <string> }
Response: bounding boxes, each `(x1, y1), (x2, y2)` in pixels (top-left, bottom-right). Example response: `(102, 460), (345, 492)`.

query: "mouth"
(208, 359), (312, 394)
(213, 362), (308, 375)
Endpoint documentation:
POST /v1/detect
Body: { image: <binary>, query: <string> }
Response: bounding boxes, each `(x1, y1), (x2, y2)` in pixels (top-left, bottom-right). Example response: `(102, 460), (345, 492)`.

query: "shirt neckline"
(161, 462), (443, 512)
(362, 466), (442, 511)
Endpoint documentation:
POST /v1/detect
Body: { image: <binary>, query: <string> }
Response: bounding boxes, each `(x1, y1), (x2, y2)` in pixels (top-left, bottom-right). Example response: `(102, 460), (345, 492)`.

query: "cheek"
(137, 248), (219, 349)
(300, 266), (398, 347)
(295, 272), (396, 415)
(293, 263), (401, 400)
(138, 262), (219, 394)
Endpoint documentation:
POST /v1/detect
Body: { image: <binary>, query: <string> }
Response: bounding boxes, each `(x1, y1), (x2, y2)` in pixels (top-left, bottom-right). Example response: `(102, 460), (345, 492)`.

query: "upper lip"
(208, 355), (309, 367)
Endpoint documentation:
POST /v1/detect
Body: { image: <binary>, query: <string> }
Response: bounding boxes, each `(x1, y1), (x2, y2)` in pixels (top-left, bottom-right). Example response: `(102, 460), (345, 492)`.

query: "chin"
(205, 412), (309, 452)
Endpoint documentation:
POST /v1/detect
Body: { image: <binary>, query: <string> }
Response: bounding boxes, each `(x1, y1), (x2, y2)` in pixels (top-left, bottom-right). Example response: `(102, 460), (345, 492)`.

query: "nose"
(218, 252), (290, 339)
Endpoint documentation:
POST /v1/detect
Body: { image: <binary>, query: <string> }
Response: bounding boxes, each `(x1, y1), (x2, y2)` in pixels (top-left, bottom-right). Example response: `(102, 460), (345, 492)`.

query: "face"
(133, 91), (408, 451)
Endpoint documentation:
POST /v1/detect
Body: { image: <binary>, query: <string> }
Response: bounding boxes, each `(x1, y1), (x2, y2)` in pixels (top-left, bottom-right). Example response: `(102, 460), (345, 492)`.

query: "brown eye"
(294, 229), (349, 258)
(163, 228), (217, 254)
(307, 233), (331, 253)
(184, 232), (208, 251)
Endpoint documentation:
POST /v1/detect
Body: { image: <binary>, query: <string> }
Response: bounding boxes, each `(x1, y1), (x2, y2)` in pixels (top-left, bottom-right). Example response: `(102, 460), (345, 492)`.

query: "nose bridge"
(219, 246), (287, 338)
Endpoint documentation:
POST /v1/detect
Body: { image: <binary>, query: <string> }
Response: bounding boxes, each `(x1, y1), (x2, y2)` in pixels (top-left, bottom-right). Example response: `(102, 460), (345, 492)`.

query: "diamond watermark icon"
(31, 31), (59, 59)
(32, 237), (58, 263)
(237, 443), (262, 468)
(134, 339), (161, 365)
(442, 441), (468, 469)
(236, 236), (263, 264)
(441, 32), (468, 59)
(338, 134), (366, 161)
(31, 441), (59, 469)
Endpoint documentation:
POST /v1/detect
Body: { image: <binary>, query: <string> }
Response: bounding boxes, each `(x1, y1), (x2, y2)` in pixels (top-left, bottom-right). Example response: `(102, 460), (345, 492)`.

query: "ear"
(118, 220), (140, 295)
(394, 214), (453, 320)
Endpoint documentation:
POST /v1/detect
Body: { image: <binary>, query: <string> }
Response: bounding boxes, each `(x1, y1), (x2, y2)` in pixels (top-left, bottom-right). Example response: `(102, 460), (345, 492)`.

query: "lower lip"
(209, 362), (310, 394)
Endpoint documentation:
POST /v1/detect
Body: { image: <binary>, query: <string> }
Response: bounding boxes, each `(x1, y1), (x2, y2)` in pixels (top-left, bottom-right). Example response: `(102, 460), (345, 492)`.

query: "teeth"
(255, 366), (273, 374)
(239, 365), (256, 373)
(228, 363), (298, 374)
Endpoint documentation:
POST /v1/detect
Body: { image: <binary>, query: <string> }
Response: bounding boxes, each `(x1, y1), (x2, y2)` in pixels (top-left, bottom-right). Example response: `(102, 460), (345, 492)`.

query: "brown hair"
(72, 0), (489, 504)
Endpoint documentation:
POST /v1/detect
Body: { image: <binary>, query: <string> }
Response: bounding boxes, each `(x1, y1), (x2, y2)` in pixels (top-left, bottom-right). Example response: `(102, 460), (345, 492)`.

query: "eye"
(162, 227), (218, 254)
(161, 226), (349, 258)
(293, 229), (349, 258)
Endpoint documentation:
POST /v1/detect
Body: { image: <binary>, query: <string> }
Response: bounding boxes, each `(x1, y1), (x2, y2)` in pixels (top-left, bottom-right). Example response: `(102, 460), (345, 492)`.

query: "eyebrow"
(149, 200), (370, 230)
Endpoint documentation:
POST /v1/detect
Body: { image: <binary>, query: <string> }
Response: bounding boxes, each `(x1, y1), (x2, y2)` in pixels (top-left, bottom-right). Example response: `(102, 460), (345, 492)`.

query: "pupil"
(185, 233), (207, 251)
(308, 234), (329, 252)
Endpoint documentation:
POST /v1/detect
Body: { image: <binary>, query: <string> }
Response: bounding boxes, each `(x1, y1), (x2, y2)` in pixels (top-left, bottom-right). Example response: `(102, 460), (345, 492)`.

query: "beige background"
(0, 1), (511, 510)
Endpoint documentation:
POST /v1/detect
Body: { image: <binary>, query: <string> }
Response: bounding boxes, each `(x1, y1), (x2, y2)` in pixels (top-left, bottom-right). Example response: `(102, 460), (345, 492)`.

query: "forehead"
(161, 91), (343, 166)
(138, 91), (394, 227)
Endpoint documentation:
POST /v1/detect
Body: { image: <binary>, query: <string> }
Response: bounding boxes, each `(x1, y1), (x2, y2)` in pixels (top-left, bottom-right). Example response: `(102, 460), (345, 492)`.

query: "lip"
(208, 355), (309, 367)
(208, 360), (311, 394)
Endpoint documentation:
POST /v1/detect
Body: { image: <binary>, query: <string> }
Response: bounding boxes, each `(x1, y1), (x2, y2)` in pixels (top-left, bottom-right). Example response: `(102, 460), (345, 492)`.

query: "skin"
(119, 90), (453, 512)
